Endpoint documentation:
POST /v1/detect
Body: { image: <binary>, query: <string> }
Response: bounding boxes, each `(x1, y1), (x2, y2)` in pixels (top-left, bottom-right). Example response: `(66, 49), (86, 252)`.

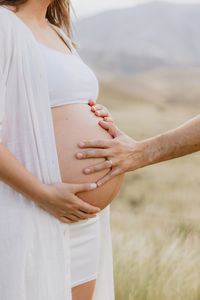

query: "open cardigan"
(0, 6), (114, 300)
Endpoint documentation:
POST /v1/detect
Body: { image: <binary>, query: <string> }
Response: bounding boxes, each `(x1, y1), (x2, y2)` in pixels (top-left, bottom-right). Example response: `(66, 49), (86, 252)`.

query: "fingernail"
(77, 152), (83, 158)
(90, 183), (97, 189)
(84, 168), (91, 174)
(78, 142), (85, 147)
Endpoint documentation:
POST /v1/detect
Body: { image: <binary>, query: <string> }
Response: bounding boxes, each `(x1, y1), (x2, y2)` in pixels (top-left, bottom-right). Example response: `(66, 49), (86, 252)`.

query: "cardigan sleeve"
(0, 28), (5, 143)
(0, 70), (6, 142)
(0, 24), (6, 143)
(0, 8), (13, 142)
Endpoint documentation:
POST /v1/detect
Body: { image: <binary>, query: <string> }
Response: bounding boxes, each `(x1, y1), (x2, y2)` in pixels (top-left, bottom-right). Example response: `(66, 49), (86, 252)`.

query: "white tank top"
(38, 42), (99, 107)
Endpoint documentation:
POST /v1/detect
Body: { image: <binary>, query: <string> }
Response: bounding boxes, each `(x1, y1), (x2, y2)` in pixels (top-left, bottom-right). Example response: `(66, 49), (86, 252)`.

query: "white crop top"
(38, 40), (99, 107)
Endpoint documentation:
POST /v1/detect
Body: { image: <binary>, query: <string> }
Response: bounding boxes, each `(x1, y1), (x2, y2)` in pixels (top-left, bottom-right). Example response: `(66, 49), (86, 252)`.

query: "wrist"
(32, 183), (54, 205)
(138, 135), (162, 168)
(129, 139), (155, 170)
(131, 140), (151, 169)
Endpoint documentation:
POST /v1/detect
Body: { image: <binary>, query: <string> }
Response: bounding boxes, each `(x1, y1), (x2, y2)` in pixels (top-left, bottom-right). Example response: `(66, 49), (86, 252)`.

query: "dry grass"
(99, 79), (200, 300)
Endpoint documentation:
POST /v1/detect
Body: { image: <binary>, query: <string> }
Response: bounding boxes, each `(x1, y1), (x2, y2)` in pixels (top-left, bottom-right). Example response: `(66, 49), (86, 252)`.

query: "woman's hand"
(36, 182), (100, 224)
(76, 120), (146, 186)
(88, 99), (113, 122)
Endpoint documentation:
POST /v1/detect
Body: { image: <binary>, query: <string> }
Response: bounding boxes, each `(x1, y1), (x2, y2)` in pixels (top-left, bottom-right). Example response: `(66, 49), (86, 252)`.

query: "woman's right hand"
(36, 182), (100, 224)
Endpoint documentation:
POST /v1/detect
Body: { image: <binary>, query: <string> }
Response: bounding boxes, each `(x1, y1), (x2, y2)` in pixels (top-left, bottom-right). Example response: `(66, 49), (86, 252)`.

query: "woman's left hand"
(88, 99), (113, 122)
(76, 120), (145, 186)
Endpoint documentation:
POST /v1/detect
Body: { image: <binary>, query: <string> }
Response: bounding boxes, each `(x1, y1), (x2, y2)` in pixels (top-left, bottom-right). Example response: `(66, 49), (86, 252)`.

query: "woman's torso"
(38, 25), (125, 210)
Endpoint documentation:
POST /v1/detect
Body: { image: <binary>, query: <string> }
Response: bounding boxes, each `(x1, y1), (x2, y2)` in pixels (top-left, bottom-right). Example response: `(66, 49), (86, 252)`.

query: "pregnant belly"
(51, 103), (125, 210)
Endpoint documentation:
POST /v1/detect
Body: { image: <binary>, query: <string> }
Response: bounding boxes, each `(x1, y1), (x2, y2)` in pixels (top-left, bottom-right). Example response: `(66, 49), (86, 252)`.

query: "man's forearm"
(141, 114), (200, 167)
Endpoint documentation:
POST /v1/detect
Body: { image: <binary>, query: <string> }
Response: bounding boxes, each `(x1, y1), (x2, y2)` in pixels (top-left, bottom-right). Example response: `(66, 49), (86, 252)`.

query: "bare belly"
(51, 103), (125, 210)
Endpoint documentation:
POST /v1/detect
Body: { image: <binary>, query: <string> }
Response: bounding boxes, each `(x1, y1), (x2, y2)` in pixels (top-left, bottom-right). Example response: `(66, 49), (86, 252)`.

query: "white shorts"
(68, 213), (101, 288)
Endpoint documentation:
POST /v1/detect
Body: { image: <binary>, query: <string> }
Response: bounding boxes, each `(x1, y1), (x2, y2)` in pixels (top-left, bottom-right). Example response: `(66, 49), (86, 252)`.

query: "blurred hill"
(74, 1), (200, 74)
(74, 1), (200, 106)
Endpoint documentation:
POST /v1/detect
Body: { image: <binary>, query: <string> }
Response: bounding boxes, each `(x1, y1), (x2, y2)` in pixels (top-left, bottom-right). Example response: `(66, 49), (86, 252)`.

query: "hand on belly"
(52, 103), (125, 210)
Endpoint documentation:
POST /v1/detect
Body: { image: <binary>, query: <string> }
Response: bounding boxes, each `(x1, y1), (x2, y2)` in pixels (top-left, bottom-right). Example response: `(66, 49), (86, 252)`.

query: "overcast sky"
(72, 0), (200, 19)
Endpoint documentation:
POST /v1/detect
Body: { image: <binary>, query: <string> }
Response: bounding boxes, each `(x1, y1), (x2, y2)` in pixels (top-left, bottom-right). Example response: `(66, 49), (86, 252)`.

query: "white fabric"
(38, 42), (99, 107)
(0, 6), (115, 300)
(68, 214), (101, 288)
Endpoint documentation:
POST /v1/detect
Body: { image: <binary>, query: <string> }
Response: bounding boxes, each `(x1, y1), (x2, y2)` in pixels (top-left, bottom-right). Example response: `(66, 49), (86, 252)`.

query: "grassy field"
(98, 78), (200, 300)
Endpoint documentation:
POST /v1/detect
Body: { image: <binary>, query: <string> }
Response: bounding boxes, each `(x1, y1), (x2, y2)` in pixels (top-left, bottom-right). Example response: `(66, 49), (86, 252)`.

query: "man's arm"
(141, 114), (200, 166)
(75, 115), (200, 185)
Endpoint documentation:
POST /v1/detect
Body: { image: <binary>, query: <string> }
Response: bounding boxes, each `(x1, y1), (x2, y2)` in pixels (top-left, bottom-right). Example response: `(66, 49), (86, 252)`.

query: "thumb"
(99, 120), (122, 138)
(70, 182), (97, 194)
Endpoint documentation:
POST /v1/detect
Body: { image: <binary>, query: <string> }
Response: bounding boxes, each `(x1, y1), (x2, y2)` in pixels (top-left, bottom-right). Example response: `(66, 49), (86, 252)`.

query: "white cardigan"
(0, 6), (114, 300)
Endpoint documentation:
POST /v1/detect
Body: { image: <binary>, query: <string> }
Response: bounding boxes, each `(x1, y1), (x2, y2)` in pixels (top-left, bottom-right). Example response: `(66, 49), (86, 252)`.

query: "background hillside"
(74, 1), (200, 105)
(75, 1), (200, 73)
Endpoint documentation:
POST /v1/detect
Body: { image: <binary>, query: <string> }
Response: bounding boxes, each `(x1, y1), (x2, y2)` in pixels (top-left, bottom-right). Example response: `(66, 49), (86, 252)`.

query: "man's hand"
(76, 120), (143, 186)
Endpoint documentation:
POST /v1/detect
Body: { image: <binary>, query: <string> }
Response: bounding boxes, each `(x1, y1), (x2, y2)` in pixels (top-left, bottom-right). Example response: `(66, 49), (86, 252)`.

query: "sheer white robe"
(0, 6), (114, 300)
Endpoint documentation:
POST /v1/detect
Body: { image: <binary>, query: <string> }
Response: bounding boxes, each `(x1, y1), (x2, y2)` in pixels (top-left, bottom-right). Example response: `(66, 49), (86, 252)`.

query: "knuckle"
(95, 139), (101, 145)
(100, 179), (106, 185)
(113, 147), (120, 155)
(94, 164), (101, 171)
(67, 199), (77, 209)
(66, 208), (73, 215)
(84, 206), (92, 213)
(90, 150), (96, 157)
(76, 201), (85, 211)
(73, 201), (80, 210)
(77, 213), (83, 219)
(95, 150), (101, 156)
(118, 146), (125, 155)
(71, 215), (78, 221)
(82, 151), (88, 158)
(79, 214), (86, 220)
(105, 160), (111, 168)
(114, 139), (120, 146)
(121, 165), (126, 173)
